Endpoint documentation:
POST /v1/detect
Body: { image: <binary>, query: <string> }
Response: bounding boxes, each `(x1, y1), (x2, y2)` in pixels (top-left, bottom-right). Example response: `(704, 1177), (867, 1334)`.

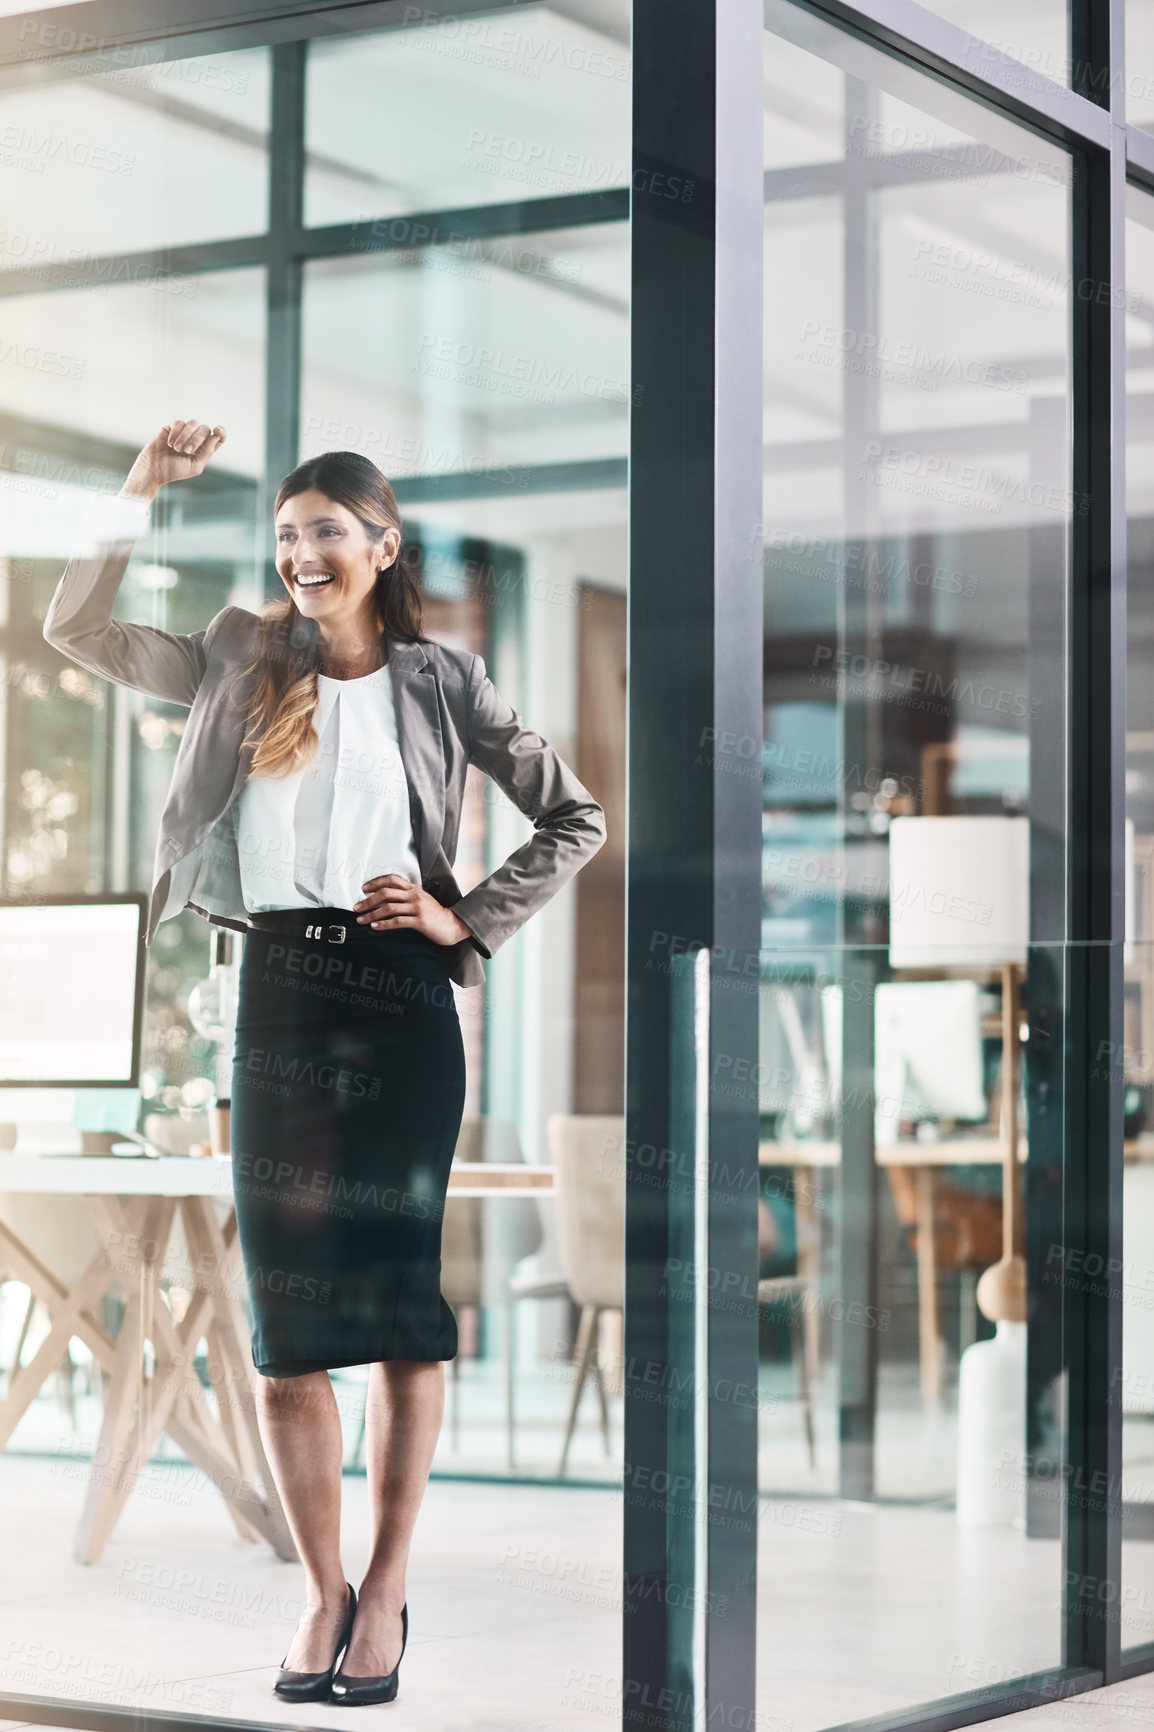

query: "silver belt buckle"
(304, 921), (346, 942)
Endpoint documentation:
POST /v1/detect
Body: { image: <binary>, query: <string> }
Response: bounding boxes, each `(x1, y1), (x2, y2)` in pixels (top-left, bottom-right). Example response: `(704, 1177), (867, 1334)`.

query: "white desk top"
(0, 1154), (557, 1198)
(0, 1154), (233, 1195)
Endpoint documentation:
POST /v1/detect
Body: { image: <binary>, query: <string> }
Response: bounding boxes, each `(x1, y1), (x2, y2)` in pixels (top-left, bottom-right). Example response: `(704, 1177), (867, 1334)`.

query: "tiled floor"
(0, 1456), (619, 1731)
(5, 1361), (1154, 1730)
(4, 1445), (1154, 1732)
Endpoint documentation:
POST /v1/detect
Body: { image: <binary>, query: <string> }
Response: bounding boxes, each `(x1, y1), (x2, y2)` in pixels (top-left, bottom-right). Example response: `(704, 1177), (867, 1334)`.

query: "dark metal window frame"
(631, 0), (1137, 1729)
(0, 0), (1140, 1727)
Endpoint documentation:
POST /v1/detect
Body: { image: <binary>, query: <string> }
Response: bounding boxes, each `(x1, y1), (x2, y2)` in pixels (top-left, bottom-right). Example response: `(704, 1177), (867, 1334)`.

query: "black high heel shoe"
(330, 1600), (408, 1706)
(273, 1582), (356, 1702)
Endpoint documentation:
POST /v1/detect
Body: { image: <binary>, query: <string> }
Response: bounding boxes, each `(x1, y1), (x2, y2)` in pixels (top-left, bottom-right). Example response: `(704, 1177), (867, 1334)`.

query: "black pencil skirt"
(229, 919), (466, 1377)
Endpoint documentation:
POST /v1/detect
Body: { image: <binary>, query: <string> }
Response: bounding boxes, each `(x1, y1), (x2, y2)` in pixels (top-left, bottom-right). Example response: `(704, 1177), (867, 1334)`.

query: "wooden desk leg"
(914, 1166), (942, 1405)
(204, 1320), (262, 1502)
(0, 1224), (116, 1451)
(174, 1385), (263, 1544)
(175, 1205), (263, 1527)
(74, 1196), (176, 1564)
(793, 1166), (821, 1390)
(598, 1310), (624, 1399)
(131, 1250), (292, 1559)
(180, 1196), (296, 1562)
(73, 1284), (148, 1564)
(80, 1192), (292, 1561)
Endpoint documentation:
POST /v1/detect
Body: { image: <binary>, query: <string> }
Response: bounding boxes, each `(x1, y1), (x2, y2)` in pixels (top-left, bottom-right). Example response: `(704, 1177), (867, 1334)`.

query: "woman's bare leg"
(343, 1359), (444, 1675)
(254, 1370), (349, 1670)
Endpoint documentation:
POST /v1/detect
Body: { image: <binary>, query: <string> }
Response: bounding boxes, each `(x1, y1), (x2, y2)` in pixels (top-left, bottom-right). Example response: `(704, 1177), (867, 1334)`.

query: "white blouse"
(233, 663), (422, 914)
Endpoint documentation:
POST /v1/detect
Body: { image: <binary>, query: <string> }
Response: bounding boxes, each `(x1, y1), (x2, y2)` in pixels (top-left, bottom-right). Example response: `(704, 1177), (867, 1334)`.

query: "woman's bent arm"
(44, 422), (231, 707)
(450, 652), (607, 958)
(43, 492), (217, 708)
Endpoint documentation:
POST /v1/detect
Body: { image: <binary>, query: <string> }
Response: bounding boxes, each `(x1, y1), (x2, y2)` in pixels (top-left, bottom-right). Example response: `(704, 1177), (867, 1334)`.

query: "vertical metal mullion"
(262, 38), (306, 585)
(627, 1), (762, 1727)
(709, 0), (764, 1720)
(837, 76), (881, 1504)
(1064, 0), (1126, 1684)
(626, 0), (715, 1705)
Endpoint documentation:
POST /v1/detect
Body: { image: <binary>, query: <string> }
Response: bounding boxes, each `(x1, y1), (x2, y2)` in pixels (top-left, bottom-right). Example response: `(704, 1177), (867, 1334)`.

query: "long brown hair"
(230, 451), (428, 779)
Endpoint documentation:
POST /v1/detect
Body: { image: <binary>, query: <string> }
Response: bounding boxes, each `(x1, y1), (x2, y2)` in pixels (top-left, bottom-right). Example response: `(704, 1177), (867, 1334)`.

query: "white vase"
(956, 1319), (1027, 1527)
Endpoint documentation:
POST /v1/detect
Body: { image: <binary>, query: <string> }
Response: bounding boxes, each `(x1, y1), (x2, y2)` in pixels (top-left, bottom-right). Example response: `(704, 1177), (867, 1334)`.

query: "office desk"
(0, 1154), (555, 1562)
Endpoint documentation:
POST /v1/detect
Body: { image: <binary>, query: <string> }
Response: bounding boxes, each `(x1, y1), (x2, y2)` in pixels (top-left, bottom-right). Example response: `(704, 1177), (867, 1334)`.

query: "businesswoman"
(43, 419), (606, 1707)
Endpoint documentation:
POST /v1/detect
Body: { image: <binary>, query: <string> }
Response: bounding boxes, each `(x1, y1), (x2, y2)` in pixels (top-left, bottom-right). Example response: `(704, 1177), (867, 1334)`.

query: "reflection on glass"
(759, 2), (1070, 1723)
(0, 49), (270, 259)
(304, 4), (630, 225)
(0, 274), (266, 479)
(301, 224), (629, 475)
(1122, 187), (1154, 1653)
(0, 269), (266, 1107)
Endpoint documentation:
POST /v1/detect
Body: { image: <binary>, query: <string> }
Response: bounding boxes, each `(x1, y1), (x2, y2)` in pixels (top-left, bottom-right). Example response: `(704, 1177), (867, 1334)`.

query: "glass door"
(756, 4), (1074, 1723)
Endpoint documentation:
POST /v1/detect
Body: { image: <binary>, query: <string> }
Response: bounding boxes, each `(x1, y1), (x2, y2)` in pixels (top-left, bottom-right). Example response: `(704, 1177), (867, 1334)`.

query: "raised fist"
(120, 419), (228, 500)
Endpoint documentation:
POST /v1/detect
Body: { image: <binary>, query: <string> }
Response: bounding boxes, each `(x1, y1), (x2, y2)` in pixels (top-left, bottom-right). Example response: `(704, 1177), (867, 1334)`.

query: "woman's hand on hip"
(354, 874), (474, 946)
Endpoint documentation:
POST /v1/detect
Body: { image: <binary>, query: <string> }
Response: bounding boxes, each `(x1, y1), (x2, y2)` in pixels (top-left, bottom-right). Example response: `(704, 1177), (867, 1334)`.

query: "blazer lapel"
(388, 638), (444, 878)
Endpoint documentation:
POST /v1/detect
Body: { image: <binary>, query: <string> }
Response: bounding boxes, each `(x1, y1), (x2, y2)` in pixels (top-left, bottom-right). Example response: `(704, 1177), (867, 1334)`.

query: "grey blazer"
(42, 512), (607, 989)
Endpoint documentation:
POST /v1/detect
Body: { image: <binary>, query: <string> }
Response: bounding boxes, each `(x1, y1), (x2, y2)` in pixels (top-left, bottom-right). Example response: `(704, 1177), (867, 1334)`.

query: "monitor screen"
(819, 977), (988, 1128)
(0, 897), (145, 1087)
(874, 979), (987, 1125)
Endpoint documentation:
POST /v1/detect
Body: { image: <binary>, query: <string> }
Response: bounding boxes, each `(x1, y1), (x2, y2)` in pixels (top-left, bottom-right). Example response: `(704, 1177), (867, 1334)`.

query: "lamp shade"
(888, 815), (1029, 967)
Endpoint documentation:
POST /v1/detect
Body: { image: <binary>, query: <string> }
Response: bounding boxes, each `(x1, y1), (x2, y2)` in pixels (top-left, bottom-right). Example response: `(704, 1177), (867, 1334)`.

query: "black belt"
(247, 906), (368, 945)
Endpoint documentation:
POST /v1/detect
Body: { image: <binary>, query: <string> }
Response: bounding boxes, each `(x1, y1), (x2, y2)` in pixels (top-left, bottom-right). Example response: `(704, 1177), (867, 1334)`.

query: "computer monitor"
(874, 980), (987, 1125)
(0, 895), (146, 1087)
(820, 978), (987, 1131)
(759, 980), (826, 1129)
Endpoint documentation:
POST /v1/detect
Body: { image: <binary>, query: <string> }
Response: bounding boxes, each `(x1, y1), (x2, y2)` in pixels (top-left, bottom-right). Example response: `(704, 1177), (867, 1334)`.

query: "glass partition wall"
(0, 0), (1148, 1730)
(628, 0), (1138, 1725)
(758, 8), (1073, 1719)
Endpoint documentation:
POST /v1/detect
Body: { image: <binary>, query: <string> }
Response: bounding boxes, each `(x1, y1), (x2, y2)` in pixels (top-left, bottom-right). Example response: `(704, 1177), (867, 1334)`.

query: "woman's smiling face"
(274, 488), (401, 622)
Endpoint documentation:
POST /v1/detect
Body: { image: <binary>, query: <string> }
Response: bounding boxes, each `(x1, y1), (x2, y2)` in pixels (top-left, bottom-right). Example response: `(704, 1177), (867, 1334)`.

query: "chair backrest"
(440, 1195), (484, 1308)
(547, 1114), (625, 1309)
(884, 1167), (1003, 1271)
